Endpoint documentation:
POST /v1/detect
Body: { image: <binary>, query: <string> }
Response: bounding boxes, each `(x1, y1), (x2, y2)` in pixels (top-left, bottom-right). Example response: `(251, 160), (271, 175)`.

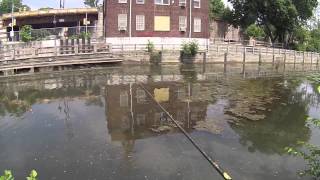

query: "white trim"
(136, 0), (145, 4)
(194, 0), (200, 8)
(155, 0), (170, 5)
(136, 15), (145, 31)
(118, 0), (127, 3)
(194, 18), (201, 32)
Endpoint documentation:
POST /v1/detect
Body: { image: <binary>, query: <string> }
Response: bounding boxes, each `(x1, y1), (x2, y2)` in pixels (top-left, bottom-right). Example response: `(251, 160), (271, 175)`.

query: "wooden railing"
(0, 43), (111, 62)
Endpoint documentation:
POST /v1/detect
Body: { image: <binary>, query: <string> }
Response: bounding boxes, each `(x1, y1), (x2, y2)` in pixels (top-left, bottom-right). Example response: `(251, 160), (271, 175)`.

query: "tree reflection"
(229, 79), (313, 155)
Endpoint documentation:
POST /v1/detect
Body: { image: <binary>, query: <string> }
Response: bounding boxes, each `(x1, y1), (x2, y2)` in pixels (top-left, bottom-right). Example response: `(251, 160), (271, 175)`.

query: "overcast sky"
(23, 0), (231, 9)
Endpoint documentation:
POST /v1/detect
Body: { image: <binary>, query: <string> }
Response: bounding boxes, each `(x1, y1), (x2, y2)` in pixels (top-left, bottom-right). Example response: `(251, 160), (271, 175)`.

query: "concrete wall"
(107, 37), (209, 51)
(210, 19), (241, 41)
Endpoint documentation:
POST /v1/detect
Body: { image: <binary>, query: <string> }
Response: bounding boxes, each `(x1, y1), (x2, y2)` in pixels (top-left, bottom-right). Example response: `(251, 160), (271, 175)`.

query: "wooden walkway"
(0, 42), (123, 76)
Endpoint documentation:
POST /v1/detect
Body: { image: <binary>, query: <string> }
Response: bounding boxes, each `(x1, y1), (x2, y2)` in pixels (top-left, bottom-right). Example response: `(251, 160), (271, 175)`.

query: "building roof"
(1, 8), (98, 20)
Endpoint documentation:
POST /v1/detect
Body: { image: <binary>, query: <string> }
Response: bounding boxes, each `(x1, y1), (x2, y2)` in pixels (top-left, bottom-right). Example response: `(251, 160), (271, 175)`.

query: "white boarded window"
(119, 0), (127, 3)
(155, 0), (170, 5)
(136, 15), (145, 31)
(179, 16), (187, 29)
(194, 18), (201, 32)
(194, 0), (200, 8)
(118, 14), (127, 30)
(136, 0), (144, 4)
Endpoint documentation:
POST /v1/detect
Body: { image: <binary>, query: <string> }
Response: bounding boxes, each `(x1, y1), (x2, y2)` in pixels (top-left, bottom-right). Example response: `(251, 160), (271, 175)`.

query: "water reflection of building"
(105, 82), (210, 142)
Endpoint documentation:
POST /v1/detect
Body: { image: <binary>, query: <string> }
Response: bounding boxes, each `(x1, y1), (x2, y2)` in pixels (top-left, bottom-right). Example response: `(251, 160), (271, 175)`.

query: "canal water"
(0, 64), (319, 180)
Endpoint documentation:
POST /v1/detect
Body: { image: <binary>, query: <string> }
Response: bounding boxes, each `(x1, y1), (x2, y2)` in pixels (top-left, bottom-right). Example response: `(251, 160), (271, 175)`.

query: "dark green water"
(0, 64), (319, 180)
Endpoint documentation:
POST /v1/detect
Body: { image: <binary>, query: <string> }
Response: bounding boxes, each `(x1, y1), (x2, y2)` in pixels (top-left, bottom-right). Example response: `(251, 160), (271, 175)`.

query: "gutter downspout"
(189, 0), (192, 38)
(129, 0), (132, 38)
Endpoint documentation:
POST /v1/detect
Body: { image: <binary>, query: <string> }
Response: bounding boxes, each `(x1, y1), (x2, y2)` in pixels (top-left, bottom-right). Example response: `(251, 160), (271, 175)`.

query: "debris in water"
(150, 125), (172, 133)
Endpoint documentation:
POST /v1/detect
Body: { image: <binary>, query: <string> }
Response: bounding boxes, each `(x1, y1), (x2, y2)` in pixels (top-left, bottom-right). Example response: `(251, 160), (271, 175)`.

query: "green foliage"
(84, 0), (99, 7)
(0, 170), (14, 180)
(20, 25), (33, 42)
(31, 29), (51, 41)
(0, 170), (38, 180)
(146, 40), (155, 53)
(228, 0), (318, 44)
(79, 32), (92, 39)
(0, 0), (23, 15)
(149, 51), (162, 64)
(245, 24), (265, 40)
(26, 170), (38, 180)
(209, 0), (225, 19)
(286, 117), (320, 178)
(181, 41), (199, 57)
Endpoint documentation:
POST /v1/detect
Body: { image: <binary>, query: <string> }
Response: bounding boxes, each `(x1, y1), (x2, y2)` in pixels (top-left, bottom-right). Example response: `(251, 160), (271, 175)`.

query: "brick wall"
(104, 0), (209, 38)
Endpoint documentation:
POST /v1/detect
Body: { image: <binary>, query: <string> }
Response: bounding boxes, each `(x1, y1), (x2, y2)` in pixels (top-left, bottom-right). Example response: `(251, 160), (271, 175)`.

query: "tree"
(210, 0), (225, 19)
(20, 25), (33, 42)
(84, 0), (99, 7)
(245, 24), (265, 40)
(0, 0), (23, 15)
(228, 0), (318, 45)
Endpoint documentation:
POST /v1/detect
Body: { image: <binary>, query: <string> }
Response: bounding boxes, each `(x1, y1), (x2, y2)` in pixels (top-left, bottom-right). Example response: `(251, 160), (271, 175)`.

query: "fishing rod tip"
(223, 172), (232, 180)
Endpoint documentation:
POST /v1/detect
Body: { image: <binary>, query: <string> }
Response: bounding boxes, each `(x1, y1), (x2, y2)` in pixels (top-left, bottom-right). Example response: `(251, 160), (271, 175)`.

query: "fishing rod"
(138, 83), (233, 180)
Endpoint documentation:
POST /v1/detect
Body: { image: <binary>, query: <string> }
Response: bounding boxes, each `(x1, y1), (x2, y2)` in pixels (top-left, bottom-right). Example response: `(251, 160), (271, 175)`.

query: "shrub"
(146, 40), (155, 53)
(0, 169), (38, 180)
(31, 29), (51, 40)
(79, 32), (91, 39)
(20, 25), (33, 42)
(150, 51), (161, 64)
(181, 41), (199, 57)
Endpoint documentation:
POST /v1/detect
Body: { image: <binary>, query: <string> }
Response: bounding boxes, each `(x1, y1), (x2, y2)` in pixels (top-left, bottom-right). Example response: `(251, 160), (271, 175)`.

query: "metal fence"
(0, 26), (98, 42)
(210, 38), (284, 49)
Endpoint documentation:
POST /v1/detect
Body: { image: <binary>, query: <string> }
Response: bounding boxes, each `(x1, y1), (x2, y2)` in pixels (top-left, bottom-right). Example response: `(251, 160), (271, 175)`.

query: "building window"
(136, 15), (145, 31)
(119, 0), (127, 3)
(136, 0), (144, 4)
(193, 0), (200, 8)
(136, 88), (146, 103)
(120, 91), (128, 107)
(194, 18), (201, 32)
(154, 16), (170, 31)
(155, 0), (170, 5)
(179, 16), (187, 31)
(118, 14), (127, 31)
(179, 0), (187, 6)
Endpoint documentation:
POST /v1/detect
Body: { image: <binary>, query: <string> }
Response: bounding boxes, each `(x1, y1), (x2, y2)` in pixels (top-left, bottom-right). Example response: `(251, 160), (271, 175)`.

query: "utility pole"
(10, 0), (14, 41)
(60, 0), (65, 8)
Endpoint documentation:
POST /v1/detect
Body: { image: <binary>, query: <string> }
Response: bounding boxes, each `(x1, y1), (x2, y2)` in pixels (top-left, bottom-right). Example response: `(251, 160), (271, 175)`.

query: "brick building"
(104, 0), (210, 45)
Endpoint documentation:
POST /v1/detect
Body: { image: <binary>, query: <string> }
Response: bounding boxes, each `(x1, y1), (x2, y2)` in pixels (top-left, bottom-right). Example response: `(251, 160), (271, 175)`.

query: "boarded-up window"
(154, 16), (170, 31)
(194, 18), (201, 32)
(118, 14), (127, 30)
(136, 15), (145, 31)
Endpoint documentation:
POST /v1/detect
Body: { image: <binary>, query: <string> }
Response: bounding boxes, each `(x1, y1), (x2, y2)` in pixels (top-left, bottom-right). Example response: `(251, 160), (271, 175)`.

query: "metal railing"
(210, 38), (284, 49)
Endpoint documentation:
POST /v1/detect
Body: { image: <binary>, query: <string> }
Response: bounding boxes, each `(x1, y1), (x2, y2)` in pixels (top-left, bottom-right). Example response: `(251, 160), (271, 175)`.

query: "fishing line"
(138, 83), (233, 180)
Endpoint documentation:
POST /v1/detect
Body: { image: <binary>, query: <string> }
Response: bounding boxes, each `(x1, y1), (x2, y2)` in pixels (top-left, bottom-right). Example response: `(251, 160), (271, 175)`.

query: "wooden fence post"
(224, 52), (227, 73)
(242, 48), (246, 75)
